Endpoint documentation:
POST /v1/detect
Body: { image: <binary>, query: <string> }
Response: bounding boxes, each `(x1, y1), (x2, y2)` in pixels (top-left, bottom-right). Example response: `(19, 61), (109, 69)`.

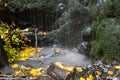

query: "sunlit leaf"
(15, 70), (22, 76)
(55, 62), (73, 71)
(4, 2), (8, 7)
(86, 74), (94, 80)
(11, 64), (19, 68)
(95, 70), (102, 76)
(54, 62), (83, 72)
(4, 30), (8, 33)
(114, 65), (120, 69)
(18, 47), (42, 61)
(80, 77), (85, 80)
(76, 67), (83, 72)
(25, 28), (29, 31)
(29, 69), (42, 77)
(107, 71), (113, 75)
(43, 32), (47, 35)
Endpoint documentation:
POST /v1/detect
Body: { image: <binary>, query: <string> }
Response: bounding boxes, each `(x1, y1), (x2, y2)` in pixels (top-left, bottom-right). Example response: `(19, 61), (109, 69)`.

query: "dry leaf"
(86, 74), (94, 80)
(114, 65), (120, 69)
(4, 2), (8, 7)
(80, 77), (85, 80)
(95, 70), (102, 76)
(29, 69), (42, 77)
(12, 64), (19, 68)
(54, 62), (83, 72)
(43, 32), (47, 35)
(107, 71), (113, 75)
(15, 70), (22, 76)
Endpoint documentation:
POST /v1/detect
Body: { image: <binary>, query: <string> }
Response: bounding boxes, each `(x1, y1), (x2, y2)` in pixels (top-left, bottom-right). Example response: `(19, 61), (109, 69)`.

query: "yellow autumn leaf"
(86, 74), (94, 80)
(18, 47), (42, 61)
(54, 62), (83, 72)
(76, 67), (83, 72)
(4, 2), (8, 7)
(95, 70), (102, 76)
(4, 30), (8, 33)
(11, 64), (19, 68)
(114, 65), (120, 69)
(80, 77), (85, 80)
(15, 70), (22, 76)
(108, 71), (113, 75)
(29, 69), (42, 77)
(25, 28), (29, 31)
(43, 32), (47, 35)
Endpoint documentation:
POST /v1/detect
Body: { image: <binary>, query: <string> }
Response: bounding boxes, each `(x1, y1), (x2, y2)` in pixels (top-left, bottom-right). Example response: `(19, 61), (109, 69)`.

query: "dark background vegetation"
(0, 0), (120, 67)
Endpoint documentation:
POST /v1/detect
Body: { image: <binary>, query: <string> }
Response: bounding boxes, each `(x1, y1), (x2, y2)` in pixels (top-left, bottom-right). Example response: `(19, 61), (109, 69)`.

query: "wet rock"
(82, 27), (92, 41)
(54, 48), (66, 55)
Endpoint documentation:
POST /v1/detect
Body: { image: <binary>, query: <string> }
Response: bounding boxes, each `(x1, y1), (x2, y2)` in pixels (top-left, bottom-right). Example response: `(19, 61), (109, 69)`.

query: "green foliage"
(88, 0), (120, 62)
(0, 0), (56, 12)
(0, 21), (28, 63)
(90, 0), (120, 20)
(90, 18), (120, 61)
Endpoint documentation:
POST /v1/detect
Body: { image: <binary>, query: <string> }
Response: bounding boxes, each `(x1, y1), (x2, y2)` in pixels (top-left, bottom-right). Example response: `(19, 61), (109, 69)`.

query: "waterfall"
(35, 28), (38, 53)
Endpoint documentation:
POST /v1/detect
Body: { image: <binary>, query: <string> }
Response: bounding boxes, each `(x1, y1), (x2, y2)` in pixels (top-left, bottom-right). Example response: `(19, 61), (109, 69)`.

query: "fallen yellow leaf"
(86, 74), (94, 80)
(4, 2), (8, 7)
(107, 71), (113, 75)
(54, 62), (83, 72)
(15, 70), (22, 76)
(4, 30), (8, 33)
(11, 64), (19, 68)
(29, 69), (42, 77)
(43, 32), (47, 35)
(25, 28), (29, 31)
(18, 47), (42, 61)
(76, 67), (83, 72)
(95, 70), (102, 76)
(80, 77), (85, 80)
(114, 65), (120, 69)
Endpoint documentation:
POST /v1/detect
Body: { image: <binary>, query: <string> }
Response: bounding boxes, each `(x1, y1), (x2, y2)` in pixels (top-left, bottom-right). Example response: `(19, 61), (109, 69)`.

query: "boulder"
(54, 48), (65, 55)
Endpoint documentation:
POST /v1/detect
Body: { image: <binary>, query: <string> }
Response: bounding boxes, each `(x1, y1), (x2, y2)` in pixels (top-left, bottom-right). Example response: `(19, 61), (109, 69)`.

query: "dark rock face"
(0, 51), (8, 67)
(0, 38), (8, 68)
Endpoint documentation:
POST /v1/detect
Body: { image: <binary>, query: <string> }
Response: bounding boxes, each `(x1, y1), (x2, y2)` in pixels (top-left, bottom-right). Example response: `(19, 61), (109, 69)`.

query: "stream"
(1, 45), (91, 74)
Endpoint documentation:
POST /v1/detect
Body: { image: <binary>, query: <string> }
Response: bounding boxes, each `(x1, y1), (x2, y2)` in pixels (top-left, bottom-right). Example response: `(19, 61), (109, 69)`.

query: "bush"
(0, 21), (28, 63)
(90, 18), (120, 61)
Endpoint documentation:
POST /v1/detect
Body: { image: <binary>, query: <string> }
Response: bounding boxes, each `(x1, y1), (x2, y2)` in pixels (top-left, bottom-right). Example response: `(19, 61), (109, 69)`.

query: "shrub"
(0, 21), (28, 63)
(90, 18), (120, 61)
